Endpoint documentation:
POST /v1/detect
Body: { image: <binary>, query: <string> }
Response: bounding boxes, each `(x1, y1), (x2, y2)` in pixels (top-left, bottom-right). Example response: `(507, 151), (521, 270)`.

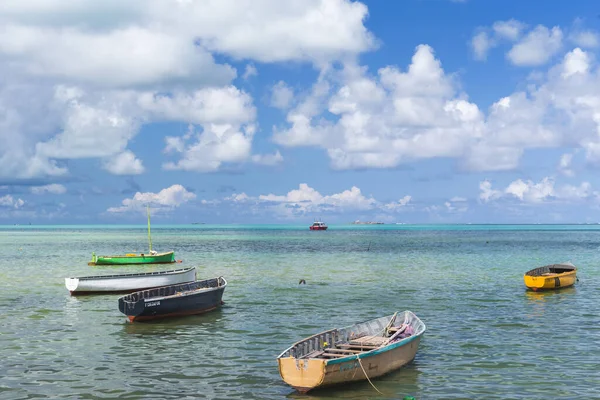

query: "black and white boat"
(65, 267), (196, 295)
(118, 277), (227, 322)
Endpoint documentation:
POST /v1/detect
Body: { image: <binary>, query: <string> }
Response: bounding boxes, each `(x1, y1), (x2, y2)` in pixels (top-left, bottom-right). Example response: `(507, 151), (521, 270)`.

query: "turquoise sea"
(1, 224), (599, 399)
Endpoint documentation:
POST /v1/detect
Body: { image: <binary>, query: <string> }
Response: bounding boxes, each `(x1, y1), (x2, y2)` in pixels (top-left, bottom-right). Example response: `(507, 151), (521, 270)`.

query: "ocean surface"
(1, 224), (599, 399)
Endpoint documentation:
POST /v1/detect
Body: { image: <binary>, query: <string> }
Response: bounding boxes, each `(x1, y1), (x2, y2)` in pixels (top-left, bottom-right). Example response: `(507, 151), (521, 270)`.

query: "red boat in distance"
(309, 220), (328, 230)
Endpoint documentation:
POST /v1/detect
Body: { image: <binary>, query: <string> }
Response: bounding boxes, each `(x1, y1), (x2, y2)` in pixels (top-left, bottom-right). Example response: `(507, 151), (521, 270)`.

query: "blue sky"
(2, 0), (600, 224)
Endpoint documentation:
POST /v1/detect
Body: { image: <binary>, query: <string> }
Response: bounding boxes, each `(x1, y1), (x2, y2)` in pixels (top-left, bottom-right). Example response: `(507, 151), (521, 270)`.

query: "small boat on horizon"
(118, 277), (227, 323)
(88, 206), (176, 266)
(309, 220), (328, 230)
(524, 262), (577, 291)
(65, 267), (196, 295)
(277, 310), (426, 393)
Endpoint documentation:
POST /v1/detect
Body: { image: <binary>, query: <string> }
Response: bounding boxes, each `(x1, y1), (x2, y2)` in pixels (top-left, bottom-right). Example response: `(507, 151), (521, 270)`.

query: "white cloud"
(0, 1), (375, 86)
(507, 25), (563, 66)
(242, 64), (258, 80)
(383, 195), (412, 211)
(480, 177), (592, 204)
(558, 153), (574, 176)
(562, 48), (589, 78)
(257, 184), (378, 216)
(252, 150), (284, 166)
(1, 0), (376, 181)
(107, 184), (196, 213)
(153, 87), (256, 172)
(0, 194), (25, 208)
(274, 45), (486, 170)
(271, 81), (294, 110)
(444, 198), (468, 213)
(505, 177), (554, 203)
(268, 40), (600, 173)
(570, 30), (599, 48)
(493, 19), (526, 41)
(471, 20), (526, 61)
(30, 183), (66, 194)
(102, 150), (145, 175)
(226, 193), (250, 203)
(479, 180), (501, 203)
(226, 183), (415, 218)
(471, 31), (493, 60)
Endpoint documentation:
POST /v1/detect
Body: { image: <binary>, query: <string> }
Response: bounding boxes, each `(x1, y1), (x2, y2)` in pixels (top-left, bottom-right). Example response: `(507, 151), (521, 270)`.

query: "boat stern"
(64, 278), (79, 293)
(278, 357), (326, 393)
(523, 275), (546, 290)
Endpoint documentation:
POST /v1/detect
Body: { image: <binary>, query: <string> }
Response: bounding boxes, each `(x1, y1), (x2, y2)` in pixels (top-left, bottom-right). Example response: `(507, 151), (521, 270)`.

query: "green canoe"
(89, 251), (175, 266)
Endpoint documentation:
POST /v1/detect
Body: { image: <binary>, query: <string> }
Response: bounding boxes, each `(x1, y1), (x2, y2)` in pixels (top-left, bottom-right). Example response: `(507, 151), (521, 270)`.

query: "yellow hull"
(524, 269), (577, 291)
(278, 336), (421, 393)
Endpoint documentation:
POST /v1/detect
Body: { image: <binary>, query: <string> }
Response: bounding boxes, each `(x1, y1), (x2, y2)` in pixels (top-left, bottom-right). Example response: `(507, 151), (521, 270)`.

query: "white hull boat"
(65, 267), (196, 295)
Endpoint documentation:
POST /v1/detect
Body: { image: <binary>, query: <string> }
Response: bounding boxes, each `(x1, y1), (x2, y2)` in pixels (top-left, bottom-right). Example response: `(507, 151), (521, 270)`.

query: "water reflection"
(524, 286), (577, 303)
(120, 308), (226, 336)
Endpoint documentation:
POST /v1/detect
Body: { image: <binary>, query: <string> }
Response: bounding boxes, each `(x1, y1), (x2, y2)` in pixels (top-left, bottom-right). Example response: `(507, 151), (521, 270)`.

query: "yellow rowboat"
(277, 310), (426, 394)
(524, 262), (577, 291)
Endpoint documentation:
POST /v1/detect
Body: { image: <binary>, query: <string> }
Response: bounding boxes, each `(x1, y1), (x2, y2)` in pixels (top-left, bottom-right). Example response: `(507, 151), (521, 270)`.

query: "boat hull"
(65, 267), (196, 295)
(309, 227), (328, 230)
(278, 335), (421, 393)
(89, 251), (175, 266)
(118, 277), (226, 323)
(524, 263), (577, 291)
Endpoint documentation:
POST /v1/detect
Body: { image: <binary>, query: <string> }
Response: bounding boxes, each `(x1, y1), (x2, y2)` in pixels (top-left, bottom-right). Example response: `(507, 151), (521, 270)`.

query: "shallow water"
(1, 225), (599, 399)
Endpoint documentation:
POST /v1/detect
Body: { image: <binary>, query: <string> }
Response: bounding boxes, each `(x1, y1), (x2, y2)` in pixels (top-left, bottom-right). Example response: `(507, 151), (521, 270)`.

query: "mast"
(147, 205), (152, 253)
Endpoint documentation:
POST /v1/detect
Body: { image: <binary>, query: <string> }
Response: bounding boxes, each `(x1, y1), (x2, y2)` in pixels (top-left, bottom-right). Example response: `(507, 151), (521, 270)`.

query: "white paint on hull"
(65, 267), (196, 293)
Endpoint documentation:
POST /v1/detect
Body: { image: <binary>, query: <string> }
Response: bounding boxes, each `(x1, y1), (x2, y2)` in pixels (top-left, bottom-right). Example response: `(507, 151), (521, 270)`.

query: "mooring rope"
(357, 355), (383, 395)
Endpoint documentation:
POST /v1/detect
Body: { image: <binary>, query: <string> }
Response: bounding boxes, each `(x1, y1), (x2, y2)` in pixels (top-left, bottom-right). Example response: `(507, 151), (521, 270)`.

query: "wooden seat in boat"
(349, 335), (388, 346)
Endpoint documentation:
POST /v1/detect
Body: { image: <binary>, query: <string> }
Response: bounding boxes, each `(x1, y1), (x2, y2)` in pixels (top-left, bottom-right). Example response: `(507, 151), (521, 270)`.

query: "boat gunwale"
(143, 280), (227, 302)
(121, 277), (227, 305)
(524, 262), (577, 277)
(66, 267), (195, 281)
(95, 250), (174, 259)
(277, 311), (426, 361)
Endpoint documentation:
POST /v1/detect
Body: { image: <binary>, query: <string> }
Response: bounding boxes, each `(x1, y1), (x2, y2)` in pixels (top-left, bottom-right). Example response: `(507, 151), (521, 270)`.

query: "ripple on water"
(1, 227), (600, 399)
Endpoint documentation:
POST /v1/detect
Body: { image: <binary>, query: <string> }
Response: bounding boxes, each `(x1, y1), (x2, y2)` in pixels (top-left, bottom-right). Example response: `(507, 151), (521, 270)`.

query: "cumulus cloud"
(1, 0), (376, 181)
(0, 194), (25, 208)
(558, 153), (574, 176)
(252, 150), (284, 166)
(479, 180), (501, 203)
(480, 177), (592, 204)
(271, 42), (600, 173)
(275, 45), (487, 170)
(570, 30), (599, 49)
(30, 183), (67, 194)
(102, 150), (145, 175)
(471, 32), (493, 60)
(256, 183), (377, 216)
(242, 64), (258, 80)
(507, 25), (563, 66)
(224, 183), (412, 218)
(470, 19), (526, 60)
(493, 19), (527, 41)
(270, 81), (294, 110)
(383, 195), (412, 211)
(107, 184), (196, 213)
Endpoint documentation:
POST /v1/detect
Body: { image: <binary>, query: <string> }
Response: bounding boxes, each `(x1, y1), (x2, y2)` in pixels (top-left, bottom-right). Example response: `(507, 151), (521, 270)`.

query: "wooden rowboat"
(118, 277), (227, 323)
(277, 310), (426, 393)
(65, 267), (196, 295)
(524, 262), (577, 291)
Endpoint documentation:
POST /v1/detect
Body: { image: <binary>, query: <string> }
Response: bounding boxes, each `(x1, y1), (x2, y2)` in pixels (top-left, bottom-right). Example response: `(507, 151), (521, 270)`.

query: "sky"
(2, 0), (600, 224)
